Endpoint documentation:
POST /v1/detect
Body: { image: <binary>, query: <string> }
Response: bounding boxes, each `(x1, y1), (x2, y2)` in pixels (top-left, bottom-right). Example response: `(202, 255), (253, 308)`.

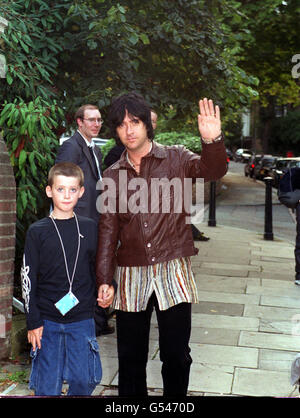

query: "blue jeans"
(29, 318), (102, 396)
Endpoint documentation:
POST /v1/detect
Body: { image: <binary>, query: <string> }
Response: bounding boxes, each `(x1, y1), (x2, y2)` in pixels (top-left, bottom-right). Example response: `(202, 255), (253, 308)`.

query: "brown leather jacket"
(96, 140), (227, 287)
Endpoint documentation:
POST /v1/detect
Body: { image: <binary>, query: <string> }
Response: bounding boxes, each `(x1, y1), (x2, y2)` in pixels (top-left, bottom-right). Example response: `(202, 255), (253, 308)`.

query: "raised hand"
(198, 98), (221, 142)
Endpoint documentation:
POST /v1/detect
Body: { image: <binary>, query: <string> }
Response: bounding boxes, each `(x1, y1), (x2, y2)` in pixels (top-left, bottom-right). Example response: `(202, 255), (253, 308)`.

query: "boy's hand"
(28, 326), (44, 351)
(97, 284), (114, 308)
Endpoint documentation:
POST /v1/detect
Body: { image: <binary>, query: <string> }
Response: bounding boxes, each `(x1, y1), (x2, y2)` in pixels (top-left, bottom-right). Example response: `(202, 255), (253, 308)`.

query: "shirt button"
(147, 242), (151, 248)
(151, 257), (155, 262)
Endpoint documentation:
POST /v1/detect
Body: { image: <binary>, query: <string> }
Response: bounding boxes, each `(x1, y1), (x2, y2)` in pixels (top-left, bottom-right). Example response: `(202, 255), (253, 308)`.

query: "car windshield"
(263, 159), (275, 166)
(290, 161), (300, 168)
(276, 160), (289, 169)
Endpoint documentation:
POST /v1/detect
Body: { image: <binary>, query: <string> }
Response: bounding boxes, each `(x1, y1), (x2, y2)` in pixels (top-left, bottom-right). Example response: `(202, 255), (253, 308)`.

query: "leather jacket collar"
(112, 141), (167, 170)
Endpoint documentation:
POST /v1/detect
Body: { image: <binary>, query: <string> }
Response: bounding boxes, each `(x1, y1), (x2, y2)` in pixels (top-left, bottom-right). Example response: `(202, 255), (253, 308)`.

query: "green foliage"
(0, 0), (68, 227)
(0, 0), (69, 101)
(0, 97), (63, 220)
(271, 110), (300, 155)
(100, 138), (116, 170)
(223, 0), (300, 108)
(0, 0), (67, 271)
(55, 0), (259, 127)
(155, 132), (202, 155)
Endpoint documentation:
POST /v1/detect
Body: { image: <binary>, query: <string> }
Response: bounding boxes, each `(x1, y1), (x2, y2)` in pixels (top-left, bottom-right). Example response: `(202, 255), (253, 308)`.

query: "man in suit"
(56, 104), (114, 336)
(56, 105), (103, 221)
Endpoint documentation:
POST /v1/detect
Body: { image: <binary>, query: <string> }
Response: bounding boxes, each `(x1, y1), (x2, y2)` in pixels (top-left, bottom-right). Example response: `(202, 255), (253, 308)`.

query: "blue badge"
(55, 292), (79, 316)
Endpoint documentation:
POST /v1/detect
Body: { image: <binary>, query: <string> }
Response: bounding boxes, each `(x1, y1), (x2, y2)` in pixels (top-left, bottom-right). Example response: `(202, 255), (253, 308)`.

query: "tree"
(221, 0), (300, 151)
(54, 0), (259, 135)
(0, 0), (68, 289)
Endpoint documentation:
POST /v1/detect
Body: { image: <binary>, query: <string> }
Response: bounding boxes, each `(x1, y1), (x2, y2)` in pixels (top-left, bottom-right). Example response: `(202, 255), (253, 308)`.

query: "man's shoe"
(97, 325), (115, 336)
(194, 232), (210, 241)
(295, 280), (300, 286)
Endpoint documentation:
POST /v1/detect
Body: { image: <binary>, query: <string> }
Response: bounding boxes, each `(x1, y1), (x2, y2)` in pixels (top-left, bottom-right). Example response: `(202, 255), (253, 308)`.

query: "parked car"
(253, 155), (275, 180)
(234, 148), (253, 162)
(269, 157), (300, 188)
(244, 154), (263, 178)
(60, 135), (109, 147)
(255, 156), (277, 180)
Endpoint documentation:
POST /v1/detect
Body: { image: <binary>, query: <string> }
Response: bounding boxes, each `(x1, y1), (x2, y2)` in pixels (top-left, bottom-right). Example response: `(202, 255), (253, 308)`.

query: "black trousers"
(295, 204), (300, 280)
(116, 294), (192, 397)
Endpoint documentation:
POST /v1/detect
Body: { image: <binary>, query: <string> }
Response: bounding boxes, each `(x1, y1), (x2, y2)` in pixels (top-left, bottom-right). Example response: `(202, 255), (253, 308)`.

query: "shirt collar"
(115, 141), (167, 169)
(77, 130), (94, 148)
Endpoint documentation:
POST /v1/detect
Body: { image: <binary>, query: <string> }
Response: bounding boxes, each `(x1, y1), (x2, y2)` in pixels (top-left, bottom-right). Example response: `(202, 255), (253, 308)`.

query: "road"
(202, 161), (297, 244)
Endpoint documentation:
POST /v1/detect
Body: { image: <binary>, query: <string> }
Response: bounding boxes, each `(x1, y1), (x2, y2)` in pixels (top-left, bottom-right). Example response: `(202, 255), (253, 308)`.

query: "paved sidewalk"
(1, 223), (299, 397)
(98, 223), (300, 397)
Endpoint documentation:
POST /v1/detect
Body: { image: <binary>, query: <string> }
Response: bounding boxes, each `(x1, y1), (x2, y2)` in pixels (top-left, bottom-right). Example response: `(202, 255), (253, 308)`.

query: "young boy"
(21, 162), (105, 396)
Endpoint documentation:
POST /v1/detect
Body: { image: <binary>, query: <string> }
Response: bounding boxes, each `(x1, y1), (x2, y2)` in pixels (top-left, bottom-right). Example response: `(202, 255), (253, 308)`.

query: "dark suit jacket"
(104, 144), (125, 169)
(56, 131), (102, 223)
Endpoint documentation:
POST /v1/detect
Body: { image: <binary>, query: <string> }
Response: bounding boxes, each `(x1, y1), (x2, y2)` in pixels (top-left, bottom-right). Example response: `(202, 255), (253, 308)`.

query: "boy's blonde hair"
(48, 162), (84, 187)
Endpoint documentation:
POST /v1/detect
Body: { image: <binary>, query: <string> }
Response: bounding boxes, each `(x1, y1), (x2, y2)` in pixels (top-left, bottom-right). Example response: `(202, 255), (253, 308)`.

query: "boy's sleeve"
(21, 227), (44, 330)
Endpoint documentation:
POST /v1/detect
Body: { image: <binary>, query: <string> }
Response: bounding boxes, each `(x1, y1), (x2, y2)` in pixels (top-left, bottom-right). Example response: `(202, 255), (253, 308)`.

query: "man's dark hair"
(108, 92), (154, 145)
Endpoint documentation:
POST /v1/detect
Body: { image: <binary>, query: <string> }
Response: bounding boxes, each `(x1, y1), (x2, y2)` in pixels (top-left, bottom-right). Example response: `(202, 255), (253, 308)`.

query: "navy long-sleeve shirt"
(21, 215), (98, 330)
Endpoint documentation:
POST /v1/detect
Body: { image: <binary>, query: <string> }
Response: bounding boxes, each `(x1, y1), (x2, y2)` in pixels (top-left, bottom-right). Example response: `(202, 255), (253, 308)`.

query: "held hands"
(97, 284), (115, 308)
(198, 98), (221, 142)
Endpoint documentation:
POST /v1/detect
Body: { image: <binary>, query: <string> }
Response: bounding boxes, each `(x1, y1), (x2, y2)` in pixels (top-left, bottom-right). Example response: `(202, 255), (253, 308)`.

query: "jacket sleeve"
(95, 209), (119, 288)
(55, 140), (80, 165)
(21, 227), (44, 331)
(183, 137), (228, 181)
(95, 171), (120, 287)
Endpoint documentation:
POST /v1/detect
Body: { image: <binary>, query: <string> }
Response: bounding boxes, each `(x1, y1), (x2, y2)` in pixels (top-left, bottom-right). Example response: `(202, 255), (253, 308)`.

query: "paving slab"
(200, 261), (261, 273)
(192, 313), (259, 331)
(259, 318), (296, 335)
(195, 254), (252, 265)
(259, 349), (299, 372)
(247, 284), (300, 298)
(244, 304), (300, 321)
(232, 368), (292, 397)
(248, 270), (294, 281)
(198, 290), (260, 305)
(193, 301), (244, 316)
(190, 327), (240, 346)
(250, 259), (294, 272)
(239, 331), (300, 352)
(189, 363), (234, 394)
(191, 343), (258, 368)
(195, 275), (260, 294)
(261, 295), (300, 309)
(99, 356), (118, 386)
(261, 279), (299, 288)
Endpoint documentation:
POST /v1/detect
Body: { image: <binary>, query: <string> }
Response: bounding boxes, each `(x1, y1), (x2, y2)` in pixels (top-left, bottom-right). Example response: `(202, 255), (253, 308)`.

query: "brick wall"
(0, 134), (16, 359)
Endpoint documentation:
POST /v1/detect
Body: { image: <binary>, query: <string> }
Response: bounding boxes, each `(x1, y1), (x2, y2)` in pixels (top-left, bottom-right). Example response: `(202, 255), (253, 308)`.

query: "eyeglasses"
(83, 118), (103, 124)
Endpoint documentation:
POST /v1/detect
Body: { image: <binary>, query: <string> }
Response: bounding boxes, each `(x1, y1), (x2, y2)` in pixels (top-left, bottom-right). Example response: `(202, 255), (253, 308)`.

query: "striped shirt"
(113, 257), (198, 312)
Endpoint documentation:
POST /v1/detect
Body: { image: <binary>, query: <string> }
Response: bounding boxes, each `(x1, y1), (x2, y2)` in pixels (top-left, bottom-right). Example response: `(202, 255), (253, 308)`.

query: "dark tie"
(88, 146), (99, 179)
